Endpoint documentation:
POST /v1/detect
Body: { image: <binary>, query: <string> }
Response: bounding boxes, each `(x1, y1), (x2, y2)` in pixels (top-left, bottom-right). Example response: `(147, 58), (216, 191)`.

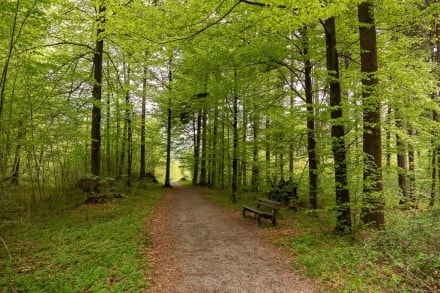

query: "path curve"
(146, 183), (315, 293)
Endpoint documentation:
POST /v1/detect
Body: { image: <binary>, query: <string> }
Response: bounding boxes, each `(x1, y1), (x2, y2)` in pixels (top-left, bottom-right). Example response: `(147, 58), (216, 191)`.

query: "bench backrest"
(256, 198), (281, 214)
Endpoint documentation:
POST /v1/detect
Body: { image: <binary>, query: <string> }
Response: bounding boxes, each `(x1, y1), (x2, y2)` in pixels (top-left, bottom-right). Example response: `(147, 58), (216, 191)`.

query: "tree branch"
(239, 0), (287, 9)
(160, 1), (242, 44)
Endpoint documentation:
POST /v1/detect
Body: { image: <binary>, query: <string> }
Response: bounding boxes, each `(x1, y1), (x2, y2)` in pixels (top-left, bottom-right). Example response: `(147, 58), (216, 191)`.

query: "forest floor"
(146, 182), (316, 293)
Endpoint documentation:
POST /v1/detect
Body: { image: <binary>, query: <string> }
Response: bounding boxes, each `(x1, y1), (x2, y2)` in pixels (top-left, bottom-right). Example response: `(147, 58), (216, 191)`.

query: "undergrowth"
(206, 187), (440, 292)
(0, 182), (164, 292)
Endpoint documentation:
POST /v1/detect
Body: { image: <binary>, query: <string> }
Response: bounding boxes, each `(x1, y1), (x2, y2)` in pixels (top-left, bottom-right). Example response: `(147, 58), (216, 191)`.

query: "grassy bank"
(0, 183), (164, 292)
(205, 188), (440, 292)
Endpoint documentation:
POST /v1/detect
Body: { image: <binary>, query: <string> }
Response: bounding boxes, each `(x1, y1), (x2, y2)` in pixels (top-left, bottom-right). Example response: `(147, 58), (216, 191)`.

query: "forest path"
(146, 183), (316, 293)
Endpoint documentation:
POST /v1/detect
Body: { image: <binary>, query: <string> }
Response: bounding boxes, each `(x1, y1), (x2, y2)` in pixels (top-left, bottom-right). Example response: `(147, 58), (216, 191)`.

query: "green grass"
(0, 184), (164, 292)
(205, 187), (440, 292)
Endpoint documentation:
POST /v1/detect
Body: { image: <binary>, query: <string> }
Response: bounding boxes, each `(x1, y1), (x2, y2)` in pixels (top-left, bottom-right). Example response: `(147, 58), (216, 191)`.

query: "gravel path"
(146, 183), (315, 293)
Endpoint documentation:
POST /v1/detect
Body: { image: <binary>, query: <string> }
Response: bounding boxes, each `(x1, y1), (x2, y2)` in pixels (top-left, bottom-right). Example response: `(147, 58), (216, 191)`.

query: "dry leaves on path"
(146, 183), (316, 293)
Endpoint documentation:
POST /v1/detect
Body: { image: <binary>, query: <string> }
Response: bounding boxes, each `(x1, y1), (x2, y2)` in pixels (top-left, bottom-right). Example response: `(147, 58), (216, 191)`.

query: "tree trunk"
(323, 17), (351, 233)
(231, 70), (239, 203)
(265, 118), (271, 187)
(0, 0), (21, 123)
(430, 19), (440, 207)
(126, 90), (132, 187)
(91, 3), (106, 180)
(395, 115), (408, 205)
(241, 107), (247, 188)
(140, 61), (147, 178)
(164, 59), (172, 188)
(407, 128), (416, 203)
(358, 1), (384, 227)
(303, 28), (318, 210)
(105, 89), (112, 177)
(288, 97), (294, 184)
(211, 105), (219, 187)
(251, 108), (260, 191)
(192, 111), (201, 185)
(200, 109), (207, 186)
(385, 107), (392, 168)
(11, 119), (25, 186)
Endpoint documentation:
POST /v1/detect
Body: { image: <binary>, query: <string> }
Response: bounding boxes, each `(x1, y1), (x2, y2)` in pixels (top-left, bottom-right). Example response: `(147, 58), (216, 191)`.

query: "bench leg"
(271, 216), (276, 227)
(257, 214), (261, 226)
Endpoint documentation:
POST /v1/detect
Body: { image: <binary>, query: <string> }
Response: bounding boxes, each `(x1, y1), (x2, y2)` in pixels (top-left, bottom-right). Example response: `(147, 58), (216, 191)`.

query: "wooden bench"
(242, 198), (281, 226)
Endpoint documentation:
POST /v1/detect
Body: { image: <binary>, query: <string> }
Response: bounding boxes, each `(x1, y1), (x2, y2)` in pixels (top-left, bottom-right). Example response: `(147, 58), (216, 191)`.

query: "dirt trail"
(147, 183), (315, 293)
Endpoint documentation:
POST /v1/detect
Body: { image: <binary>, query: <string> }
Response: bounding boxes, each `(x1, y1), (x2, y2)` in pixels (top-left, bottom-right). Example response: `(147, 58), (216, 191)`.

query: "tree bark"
(140, 61), (147, 178)
(265, 118), (271, 187)
(407, 128), (416, 203)
(288, 97), (294, 184)
(395, 116), (408, 204)
(430, 18), (440, 207)
(199, 109), (207, 186)
(358, 1), (384, 227)
(91, 3), (106, 181)
(323, 17), (351, 233)
(11, 120), (25, 186)
(211, 105), (219, 187)
(251, 107), (260, 191)
(231, 70), (239, 203)
(192, 111), (201, 185)
(164, 59), (172, 188)
(303, 28), (318, 210)
(126, 82), (132, 187)
(241, 107), (248, 188)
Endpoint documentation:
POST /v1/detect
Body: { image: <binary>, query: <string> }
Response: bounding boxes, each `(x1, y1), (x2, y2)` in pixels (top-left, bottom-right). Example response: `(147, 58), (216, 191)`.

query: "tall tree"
(303, 28), (318, 210)
(164, 58), (173, 188)
(91, 3), (106, 179)
(322, 16), (351, 232)
(231, 69), (239, 203)
(140, 58), (148, 179)
(358, 1), (384, 226)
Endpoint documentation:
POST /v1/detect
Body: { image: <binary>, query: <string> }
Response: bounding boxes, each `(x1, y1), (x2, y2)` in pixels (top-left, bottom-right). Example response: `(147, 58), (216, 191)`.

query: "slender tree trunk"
(140, 62), (147, 178)
(192, 111), (201, 185)
(289, 97), (294, 184)
(200, 109), (207, 186)
(323, 17), (351, 232)
(430, 139), (437, 207)
(105, 90), (111, 176)
(164, 59), (172, 188)
(221, 111), (226, 190)
(265, 118), (271, 187)
(0, 0), (21, 123)
(251, 109), (260, 191)
(395, 115), (408, 205)
(407, 128), (416, 203)
(125, 85), (132, 187)
(231, 70), (239, 203)
(279, 151), (284, 184)
(303, 28), (318, 210)
(91, 3), (106, 180)
(430, 19), (440, 206)
(385, 106), (392, 168)
(241, 107), (247, 188)
(358, 1), (384, 227)
(11, 119), (24, 186)
(115, 97), (121, 176)
(211, 105), (219, 187)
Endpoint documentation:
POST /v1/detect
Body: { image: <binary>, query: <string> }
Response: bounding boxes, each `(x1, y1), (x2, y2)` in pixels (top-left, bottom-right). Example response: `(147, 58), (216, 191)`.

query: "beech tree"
(357, 0), (384, 227)
(1, 0), (439, 236)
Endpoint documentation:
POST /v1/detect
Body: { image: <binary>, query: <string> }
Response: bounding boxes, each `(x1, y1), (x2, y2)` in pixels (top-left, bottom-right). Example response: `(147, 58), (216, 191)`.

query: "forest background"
(1, 0), (440, 291)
